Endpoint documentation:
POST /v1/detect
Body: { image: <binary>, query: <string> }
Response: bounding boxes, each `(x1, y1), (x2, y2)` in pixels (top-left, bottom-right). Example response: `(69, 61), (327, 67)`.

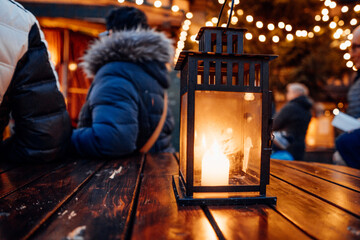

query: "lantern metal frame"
(173, 26), (277, 206)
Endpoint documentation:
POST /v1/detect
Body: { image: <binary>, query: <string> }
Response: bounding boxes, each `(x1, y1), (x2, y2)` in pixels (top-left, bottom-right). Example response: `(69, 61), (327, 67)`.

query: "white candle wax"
(201, 141), (230, 186)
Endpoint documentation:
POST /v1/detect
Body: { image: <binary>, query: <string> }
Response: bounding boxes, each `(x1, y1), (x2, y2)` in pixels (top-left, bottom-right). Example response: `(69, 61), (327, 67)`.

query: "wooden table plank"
(208, 205), (311, 240)
(270, 161), (360, 217)
(268, 176), (360, 240)
(0, 161), (65, 199)
(272, 160), (360, 192)
(0, 158), (104, 240)
(31, 154), (144, 240)
(131, 153), (218, 240)
(312, 162), (360, 178)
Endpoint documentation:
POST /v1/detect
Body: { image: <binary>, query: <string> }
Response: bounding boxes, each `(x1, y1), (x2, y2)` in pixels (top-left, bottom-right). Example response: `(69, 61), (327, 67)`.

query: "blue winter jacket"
(71, 29), (175, 158)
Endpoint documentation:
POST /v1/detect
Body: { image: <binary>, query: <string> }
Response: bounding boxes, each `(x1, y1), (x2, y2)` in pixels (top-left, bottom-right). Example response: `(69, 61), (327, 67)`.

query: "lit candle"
(201, 140), (230, 186)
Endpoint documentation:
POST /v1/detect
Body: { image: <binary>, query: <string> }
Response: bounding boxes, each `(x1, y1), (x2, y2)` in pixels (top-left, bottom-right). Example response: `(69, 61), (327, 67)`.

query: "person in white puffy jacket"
(0, 0), (71, 162)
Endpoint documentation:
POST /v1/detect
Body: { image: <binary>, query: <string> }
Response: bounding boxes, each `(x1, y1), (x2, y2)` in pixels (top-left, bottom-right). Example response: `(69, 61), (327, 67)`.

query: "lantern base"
(172, 175), (277, 206)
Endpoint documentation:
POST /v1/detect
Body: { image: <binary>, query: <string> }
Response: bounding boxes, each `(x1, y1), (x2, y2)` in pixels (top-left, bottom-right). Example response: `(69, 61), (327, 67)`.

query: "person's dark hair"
(105, 7), (149, 32)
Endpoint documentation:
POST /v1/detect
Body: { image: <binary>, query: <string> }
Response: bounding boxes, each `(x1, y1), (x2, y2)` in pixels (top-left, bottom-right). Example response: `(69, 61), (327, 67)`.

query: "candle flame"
(201, 140), (230, 186)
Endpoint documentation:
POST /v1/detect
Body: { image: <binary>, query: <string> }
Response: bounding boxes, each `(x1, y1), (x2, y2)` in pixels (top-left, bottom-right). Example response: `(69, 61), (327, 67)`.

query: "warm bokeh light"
(68, 62), (77, 71)
(171, 5), (179, 12)
(186, 12), (193, 19)
(341, 6), (349, 13)
(237, 9), (244, 15)
(338, 20), (345, 26)
(286, 34), (294, 41)
(343, 53), (351, 60)
(348, 34), (353, 40)
(314, 26), (321, 32)
(315, 15), (321, 21)
(182, 24), (190, 30)
(245, 32), (253, 40)
(231, 16), (239, 24)
(135, 0), (143, 5)
(180, 31), (187, 37)
(205, 21), (213, 27)
(333, 108), (340, 115)
(212, 17), (218, 24)
(333, 32), (341, 39)
(154, 0), (162, 8)
(322, 8), (329, 15)
(184, 20), (191, 26)
(296, 30), (302, 37)
(329, 21), (336, 29)
(285, 24), (292, 31)
(347, 61), (354, 68)
(322, 15), (329, 21)
(329, 2), (336, 9)
(272, 35), (280, 43)
(117, 0), (125, 3)
(355, 4), (360, 12)
(218, 0), (225, 4)
(267, 23), (275, 31)
(350, 18), (358, 26)
(340, 43), (347, 50)
(190, 35), (197, 42)
(308, 32), (314, 38)
(256, 21), (263, 28)
(278, 22), (285, 29)
(246, 15), (254, 22)
(259, 35), (266, 42)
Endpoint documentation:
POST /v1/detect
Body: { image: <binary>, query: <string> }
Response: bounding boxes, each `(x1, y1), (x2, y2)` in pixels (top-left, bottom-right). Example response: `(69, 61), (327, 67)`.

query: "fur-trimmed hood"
(81, 29), (174, 78)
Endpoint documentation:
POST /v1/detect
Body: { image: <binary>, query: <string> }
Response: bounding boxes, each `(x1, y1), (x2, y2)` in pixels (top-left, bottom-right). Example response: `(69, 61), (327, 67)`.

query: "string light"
(340, 43), (347, 50)
(341, 6), (349, 13)
(286, 34), (294, 41)
(321, 8), (329, 15)
(259, 35), (266, 42)
(246, 15), (254, 23)
(117, 0), (125, 3)
(329, 2), (336, 9)
(171, 5), (179, 12)
(237, 9), (244, 16)
(218, 0), (225, 4)
(272, 35), (280, 43)
(190, 35), (197, 42)
(347, 61), (354, 68)
(154, 0), (162, 8)
(348, 34), (353, 40)
(212, 17), (218, 24)
(267, 23), (275, 31)
(135, 0), (143, 5)
(245, 32), (253, 40)
(329, 22), (336, 29)
(184, 20), (191, 26)
(314, 25), (321, 32)
(182, 24), (190, 30)
(355, 5), (360, 12)
(221, 23), (227, 27)
(256, 21), (263, 28)
(322, 15), (329, 22)
(315, 15), (321, 21)
(278, 22), (285, 29)
(338, 20), (345, 27)
(285, 24), (292, 31)
(308, 32), (314, 38)
(205, 21), (213, 27)
(353, 66), (358, 71)
(186, 12), (193, 19)
(350, 18), (358, 26)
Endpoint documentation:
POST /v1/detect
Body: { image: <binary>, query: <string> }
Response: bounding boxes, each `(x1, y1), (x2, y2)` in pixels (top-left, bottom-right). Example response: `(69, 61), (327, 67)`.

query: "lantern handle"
(216, 0), (236, 29)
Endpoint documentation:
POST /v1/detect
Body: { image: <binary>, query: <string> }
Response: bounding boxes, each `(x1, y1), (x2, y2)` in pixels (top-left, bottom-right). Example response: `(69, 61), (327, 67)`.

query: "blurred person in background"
(0, 0), (72, 162)
(333, 25), (360, 169)
(271, 83), (313, 160)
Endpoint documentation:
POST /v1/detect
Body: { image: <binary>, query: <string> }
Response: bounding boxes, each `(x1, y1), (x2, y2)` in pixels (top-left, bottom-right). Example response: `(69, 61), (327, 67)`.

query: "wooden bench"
(0, 154), (359, 239)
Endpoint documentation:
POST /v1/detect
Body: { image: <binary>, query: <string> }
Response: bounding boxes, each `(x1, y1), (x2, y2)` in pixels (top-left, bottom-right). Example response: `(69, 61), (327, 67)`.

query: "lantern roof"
(174, 51), (278, 70)
(196, 27), (247, 41)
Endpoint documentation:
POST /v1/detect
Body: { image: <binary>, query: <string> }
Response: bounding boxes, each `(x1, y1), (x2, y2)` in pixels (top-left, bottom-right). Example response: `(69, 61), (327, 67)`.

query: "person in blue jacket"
(71, 6), (175, 158)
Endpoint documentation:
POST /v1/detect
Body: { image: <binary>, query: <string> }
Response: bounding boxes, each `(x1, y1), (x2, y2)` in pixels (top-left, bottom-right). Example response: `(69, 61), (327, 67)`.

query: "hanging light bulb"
(329, 22), (336, 29)
(285, 24), (292, 31)
(272, 35), (280, 43)
(171, 5), (179, 12)
(286, 34), (294, 41)
(256, 21), (263, 28)
(341, 6), (349, 13)
(154, 0), (162, 8)
(246, 15), (254, 23)
(245, 32), (253, 40)
(267, 23), (275, 31)
(259, 35), (266, 42)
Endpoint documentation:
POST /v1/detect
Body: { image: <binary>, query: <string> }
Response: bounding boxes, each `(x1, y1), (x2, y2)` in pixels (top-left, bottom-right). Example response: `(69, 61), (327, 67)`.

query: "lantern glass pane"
(193, 91), (262, 187)
(180, 93), (188, 182)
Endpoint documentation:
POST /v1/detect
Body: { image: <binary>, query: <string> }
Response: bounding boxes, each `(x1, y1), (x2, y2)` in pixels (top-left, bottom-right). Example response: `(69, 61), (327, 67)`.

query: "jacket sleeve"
(272, 103), (294, 131)
(71, 76), (140, 158)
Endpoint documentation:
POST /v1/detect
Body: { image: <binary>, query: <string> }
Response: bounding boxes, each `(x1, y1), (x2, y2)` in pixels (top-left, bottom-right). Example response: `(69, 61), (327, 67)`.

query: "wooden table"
(1, 153), (360, 239)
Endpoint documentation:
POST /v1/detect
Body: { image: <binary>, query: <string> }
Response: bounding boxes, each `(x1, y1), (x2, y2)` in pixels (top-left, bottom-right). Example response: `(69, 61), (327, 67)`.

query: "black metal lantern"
(172, 3), (277, 205)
